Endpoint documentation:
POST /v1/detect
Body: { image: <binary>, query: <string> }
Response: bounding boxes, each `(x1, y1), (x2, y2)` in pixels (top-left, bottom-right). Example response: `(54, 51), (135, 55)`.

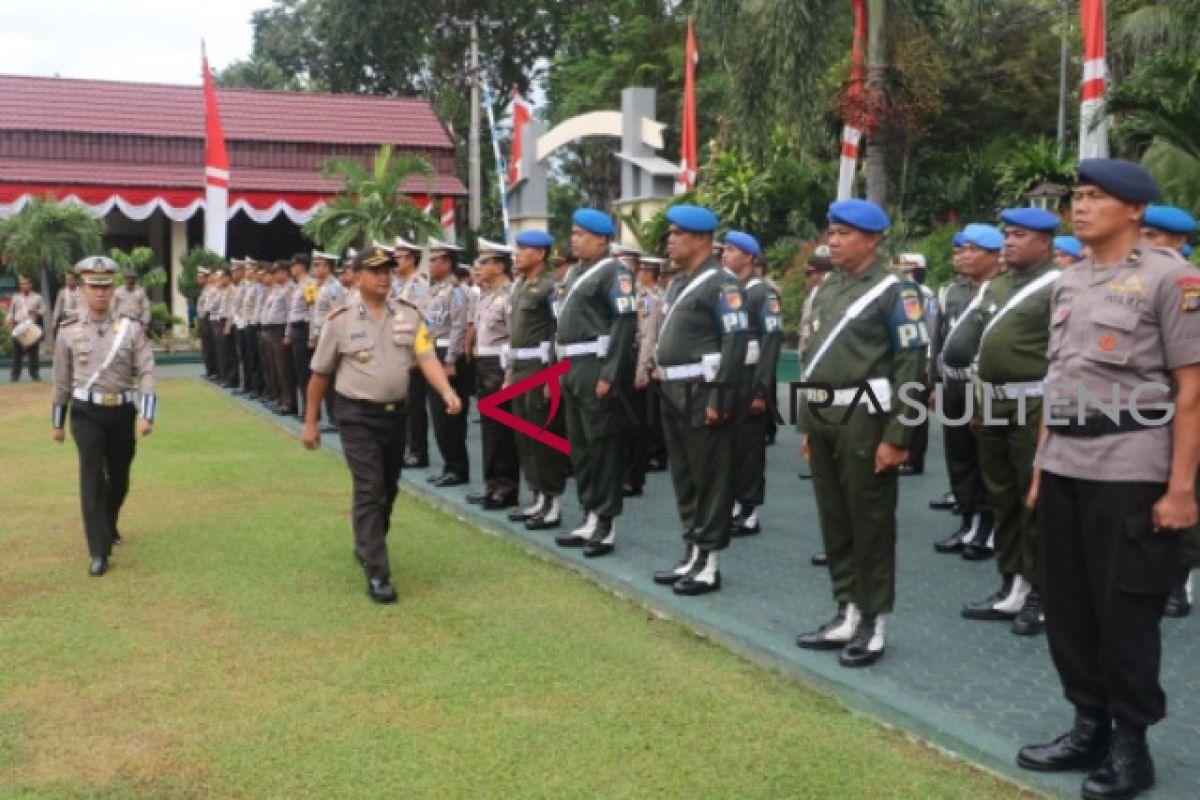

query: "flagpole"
(1079, 0), (1110, 159)
(481, 76), (511, 241)
(837, 0), (868, 200)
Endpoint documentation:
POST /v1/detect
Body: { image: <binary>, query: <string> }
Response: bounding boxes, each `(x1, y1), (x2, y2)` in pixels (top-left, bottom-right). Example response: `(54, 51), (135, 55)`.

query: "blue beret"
(1077, 158), (1161, 204)
(572, 208), (615, 237)
(952, 231), (966, 247)
(723, 230), (761, 258)
(665, 204), (720, 233)
(1053, 236), (1083, 258)
(828, 199), (890, 233)
(1000, 207), (1060, 233)
(515, 229), (554, 249)
(1183, 244), (1194, 259)
(1143, 205), (1197, 235)
(961, 223), (1003, 251)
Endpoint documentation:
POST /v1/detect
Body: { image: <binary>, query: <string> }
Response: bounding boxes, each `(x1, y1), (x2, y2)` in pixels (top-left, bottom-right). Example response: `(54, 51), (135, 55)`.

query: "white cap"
(476, 237), (514, 256)
(426, 236), (462, 253)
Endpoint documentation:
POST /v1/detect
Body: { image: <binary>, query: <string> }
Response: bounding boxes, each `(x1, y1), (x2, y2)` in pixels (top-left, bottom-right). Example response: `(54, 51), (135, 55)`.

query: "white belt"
(73, 389), (136, 407)
(556, 340), (601, 358)
(805, 377), (892, 411)
(436, 338), (452, 348)
(941, 364), (972, 381)
(981, 380), (1044, 401)
(746, 340), (761, 366)
(511, 344), (550, 362)
(662, 362), (706, 381)
(476, 345), (504, 358)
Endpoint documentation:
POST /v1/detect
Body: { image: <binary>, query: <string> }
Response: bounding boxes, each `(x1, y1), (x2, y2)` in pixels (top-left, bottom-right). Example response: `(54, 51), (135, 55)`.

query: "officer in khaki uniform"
(195, 268), (216, 380)
(961, 209), (1061, 636)
(392, 237), (432, 468)
(263, 261), (298, 414)
(302, 246), (461, 603)
(212, 268), (239, 388)
(467, 239), (520, 509)
(650, 206), (749, 596)
(505, 230), (570, 530)
(52, 256), (156, 577)
(622, 255), (664, 497)
(52, 271), (82, 335)
(553, 209), (637, 556)
(287, 254), (317, 414)
(7, 275), (45, 381)
(113, 270), (151, 326)
(423, 238), (471, 485)
(794, 199), (928, 667)
(1018, 160), (1200, 800)
(721, 231), (782, 537)
(309, 251), (344, 431)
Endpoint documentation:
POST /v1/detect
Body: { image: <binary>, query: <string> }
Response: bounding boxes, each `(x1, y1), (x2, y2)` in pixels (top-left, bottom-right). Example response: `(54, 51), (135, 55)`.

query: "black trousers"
(290, 322), (311, 413)
(336, 395), (406, 581)
(199, 317), (218, 378)
(215, 321), (239, 387)
(942, 382), (986, 514)
(406, 367), (428, 459)
(70, 402), (136, 557)
(733, 408), (769, 508)
(622, 385), (652, 491)
(1038, 472), (1185, 728)
(239, 326), (262, 394)
(258, 327), (276, 401)
(475, 357), (519, 497)
(10, 338), (40, 380)
(263, 325), (295, 411)
(428, 350), (470, 478)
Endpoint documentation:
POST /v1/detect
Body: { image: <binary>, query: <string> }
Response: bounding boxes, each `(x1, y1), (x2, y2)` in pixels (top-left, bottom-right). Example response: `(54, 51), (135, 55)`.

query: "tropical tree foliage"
(0, 197), (104, 280)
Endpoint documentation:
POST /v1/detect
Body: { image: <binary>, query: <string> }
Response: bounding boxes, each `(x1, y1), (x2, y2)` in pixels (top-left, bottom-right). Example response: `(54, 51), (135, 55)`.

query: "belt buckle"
(384, 403), (396, 412)
(102, 394), (118, 407)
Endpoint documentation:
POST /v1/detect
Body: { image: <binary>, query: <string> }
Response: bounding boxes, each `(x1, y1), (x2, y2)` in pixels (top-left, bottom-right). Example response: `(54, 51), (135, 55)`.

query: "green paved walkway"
(215, 374), (1198, 799)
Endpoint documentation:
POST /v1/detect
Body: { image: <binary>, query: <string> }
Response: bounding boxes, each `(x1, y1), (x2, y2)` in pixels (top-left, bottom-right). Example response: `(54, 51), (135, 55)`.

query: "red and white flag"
(677, 18), (698, 194)
(201, 42), (230, 257)
(1079, 0), (1109, 159)
(440, 197), (456, 244)
(507, 94), (533, 188)
(837, 0), (868, 200)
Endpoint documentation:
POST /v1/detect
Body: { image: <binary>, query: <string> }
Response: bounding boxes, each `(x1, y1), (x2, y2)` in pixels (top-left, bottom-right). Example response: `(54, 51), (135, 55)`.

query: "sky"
(0, 0), (267, 86)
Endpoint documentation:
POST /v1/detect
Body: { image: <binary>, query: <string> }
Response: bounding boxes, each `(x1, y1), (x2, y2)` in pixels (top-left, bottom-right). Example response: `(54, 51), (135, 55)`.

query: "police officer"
(1018, 159), (1200, 800)
(263, 261), (298, 415)
(936, 225), (1003, 559)
(553, 209), (637, 556)
(7, 274), (45, 381)
(894, 254), (938, 476)
(256, 263), (277, 403)
(639, 256), (670, 472)
(467, 239), (520, 509)
(309, 251), (344, 432)
(393, 237), (431, 468)
(242, 261), (266, 399)
(113, 269), (151, 326)
(506, 230), (571, 530)
(962, 209), (1061, 636)
(794, 199), (928, 667)
(424, 238), (471, 486)
(212, 267), (239, 388)
(722, 231), (782, 537)
(650, 205), (749, 595)
(302, 246), (462, 603)
(287, 254), (317, 414)
(51, 256), (156, 576)
(930, 232), (970, 511)
(52, 270), (82, 336)
(228, 260), (249, 393)
(1054, 235), (1085, 267)
(798, 245), (834, 491)
(622, 253), (664, 497)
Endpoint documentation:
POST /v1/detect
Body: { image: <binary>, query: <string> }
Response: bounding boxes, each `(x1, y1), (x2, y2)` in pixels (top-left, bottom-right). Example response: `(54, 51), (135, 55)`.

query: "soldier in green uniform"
(650, 206), (749, 595)
(553, 209), (637, 557)
(794, 199), (928, 667)
(721, 231), (782, 537)
(505, 230), (570, 530)
(962, 210), (1060, 636)
(930, 232), (970, 510)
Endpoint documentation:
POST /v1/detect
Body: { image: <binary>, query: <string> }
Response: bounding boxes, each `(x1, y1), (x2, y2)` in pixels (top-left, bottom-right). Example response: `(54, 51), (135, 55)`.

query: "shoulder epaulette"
(59, 314), (79, 328)
(327, 305), (349, 321)
(397, 298), (419, 311)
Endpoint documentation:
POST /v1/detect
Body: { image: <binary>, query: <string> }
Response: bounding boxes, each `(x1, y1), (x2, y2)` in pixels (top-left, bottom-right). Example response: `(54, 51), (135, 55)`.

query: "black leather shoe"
(89, 556), (108, 577)
(929, 491), (957, 510)
(730, 517), (761, 537)
(934, 528), (966, 553)
(1017, 710), (1111, 773)
(673, 551), (720, 595)
(622, 483), (643, 497)
(962, 577), (1020, 621)
(1164, 581), (1191, 618)
(525, 512), (562, 531)
(897, 465), (922, 476)
(1081, 725), (1154, 799)
(582, 518), (616, 558)
(1011, 591), (1045, 636)
(838, 614), (884, 667)
(810, 552), (828, 567)
(404, 454), (429, 468)
(466, 491), (488, 505)
(111, 531), (122, 547)
(482, 494), (517, 511)
(367, 578), (398, 604)
(796, 604), (856, 651)
(432, 473), (467, 488)
(508, 504), (539, 522)
(654, 545), (698, 585)
(961, 542), (994, 561)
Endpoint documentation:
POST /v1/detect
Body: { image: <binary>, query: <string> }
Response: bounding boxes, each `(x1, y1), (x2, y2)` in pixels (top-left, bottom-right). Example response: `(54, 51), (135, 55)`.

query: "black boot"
(1017, 709), (1111, 772)
(929, 490), (957, 510)
(1164, 579), (1191, 618)
(838, 614), (885, 667)
(1081, 725), (1154, 799)
(654, 545), (699, 585)
(934, 515), (973, 554)
(1011, 589), (1045, 636)
(89, 556), (108, 577)
(582, 516), (615, 558)
(673, 550), (721, 596)
(960, 510), (995, 560)
(796, 604), (859, 651)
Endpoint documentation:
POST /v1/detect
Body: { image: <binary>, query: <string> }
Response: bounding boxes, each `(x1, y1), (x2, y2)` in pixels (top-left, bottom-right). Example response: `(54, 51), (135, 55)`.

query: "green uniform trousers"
(511, 364), (569, 497)
(562, 355), (625, 519)
(662, 405), (736, 551)
(977, 396), (1040, 586)
(807, 405), (897, 616)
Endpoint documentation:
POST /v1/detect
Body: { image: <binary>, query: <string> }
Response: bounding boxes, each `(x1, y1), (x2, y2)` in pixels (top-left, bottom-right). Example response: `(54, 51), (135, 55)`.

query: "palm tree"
(1106, 50), (1200, 163)
(0, 195), (104, 304)
(302, 146), (440, 255)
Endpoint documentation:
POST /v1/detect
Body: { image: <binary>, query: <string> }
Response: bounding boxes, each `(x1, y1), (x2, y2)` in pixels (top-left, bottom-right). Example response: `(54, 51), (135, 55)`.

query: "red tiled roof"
(0, 74), (455, 149)
(0, 157), (464, 196)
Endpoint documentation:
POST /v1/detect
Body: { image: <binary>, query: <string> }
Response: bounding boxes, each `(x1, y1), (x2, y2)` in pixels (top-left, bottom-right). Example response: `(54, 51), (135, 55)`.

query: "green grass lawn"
(0, 380), (1040, 799)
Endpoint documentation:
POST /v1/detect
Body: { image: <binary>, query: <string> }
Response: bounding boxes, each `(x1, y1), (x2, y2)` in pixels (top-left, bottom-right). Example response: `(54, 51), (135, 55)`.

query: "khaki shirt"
(310, 299), (435, 403)
(246, 283), (265, 325)
(392, 272), (430, 311)
(1036, 244), (1200, 483)
(113, 285), (151, 325)
(52, 287), (81, 329)
(230, 280), (248, 328)
(426, 278), (469, 363)
(52, 311), (156, 405)
(288, 275), (318, 326)
(213, 285), (234, 320)
(261, 283), (292, 325)
(9, 291), (44, 324)
(635, 285), (664, 384)
(797, 274), (828, 361)
(310, 278), (346, 345)
(473, 281), (511, 352)
(197, 284), (219, 320)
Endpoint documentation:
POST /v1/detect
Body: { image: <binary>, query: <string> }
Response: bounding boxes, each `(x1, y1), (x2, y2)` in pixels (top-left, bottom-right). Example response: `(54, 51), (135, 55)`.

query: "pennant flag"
(1079, 0), (1109, 159)
(677, 18), (698, 194)
(836, 0), (868, 201)
(201, 42), (229, 257)
(507, 93), (533, 188)
(440, 197), (457, 244)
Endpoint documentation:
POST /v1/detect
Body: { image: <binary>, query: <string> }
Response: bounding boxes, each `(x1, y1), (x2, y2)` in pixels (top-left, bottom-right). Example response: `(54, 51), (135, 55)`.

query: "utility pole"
(1056, 0), (1069, 161)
